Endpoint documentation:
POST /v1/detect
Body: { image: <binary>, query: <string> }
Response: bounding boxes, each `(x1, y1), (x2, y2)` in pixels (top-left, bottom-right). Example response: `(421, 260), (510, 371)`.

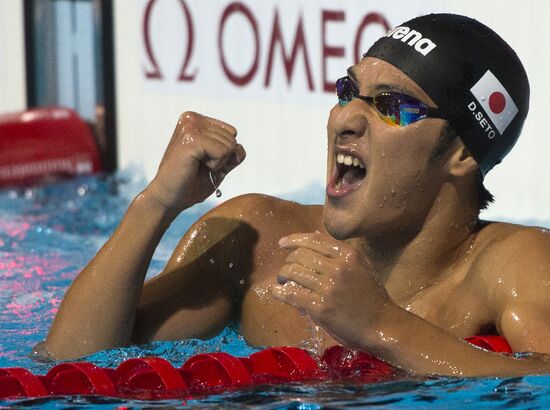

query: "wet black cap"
(364, 13), (529, 176)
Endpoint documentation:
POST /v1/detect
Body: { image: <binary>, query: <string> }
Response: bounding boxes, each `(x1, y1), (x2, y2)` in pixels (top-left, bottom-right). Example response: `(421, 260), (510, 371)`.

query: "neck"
(353, 182), (480, 303)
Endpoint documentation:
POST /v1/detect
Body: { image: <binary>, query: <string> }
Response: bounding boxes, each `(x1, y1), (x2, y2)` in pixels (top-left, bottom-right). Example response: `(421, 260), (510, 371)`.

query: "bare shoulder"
(473, 221), (550, 306)
(200, 193), (323, 234)
(475, 222), (550, 267)
(207, 193), (321, 219)
(165, 194), (322, 267)
(471, 222), (550, 352)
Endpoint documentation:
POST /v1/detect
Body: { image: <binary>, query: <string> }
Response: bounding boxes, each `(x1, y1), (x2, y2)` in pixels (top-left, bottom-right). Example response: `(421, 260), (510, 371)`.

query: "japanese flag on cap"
(470, 70), (518, 135)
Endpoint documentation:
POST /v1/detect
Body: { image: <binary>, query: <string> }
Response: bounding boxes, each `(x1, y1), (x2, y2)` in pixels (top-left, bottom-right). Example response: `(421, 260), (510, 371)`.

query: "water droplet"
(209, 171), (222, 197)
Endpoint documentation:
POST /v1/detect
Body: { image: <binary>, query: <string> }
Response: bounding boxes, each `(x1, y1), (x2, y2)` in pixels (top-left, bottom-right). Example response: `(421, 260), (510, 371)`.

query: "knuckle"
(289, 262), (302, 274)
(285, 251), (296, 263)
(295, 248), (307, 258)
(220, 121), (237, 136)
(289, 249), (303, 261)
(223, 139), (237, 153)
(226, 124), (238, 136)
(179, 111), (200, 123)
(282, 263), (294, 275)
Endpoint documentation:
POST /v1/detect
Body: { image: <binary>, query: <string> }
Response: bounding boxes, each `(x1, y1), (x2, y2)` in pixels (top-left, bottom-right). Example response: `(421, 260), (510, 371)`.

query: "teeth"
(336, 154), (365, 169)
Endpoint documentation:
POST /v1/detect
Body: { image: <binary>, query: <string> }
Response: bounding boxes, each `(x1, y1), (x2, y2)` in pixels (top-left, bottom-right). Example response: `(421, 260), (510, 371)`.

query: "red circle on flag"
(489, 92), (506, 114)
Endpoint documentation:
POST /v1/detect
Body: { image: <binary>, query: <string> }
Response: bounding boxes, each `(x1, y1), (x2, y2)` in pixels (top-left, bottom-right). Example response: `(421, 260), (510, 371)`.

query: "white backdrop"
(114, 0), (550, 221)
(0, 1), (26, 114)
(2, 1), (546, 221)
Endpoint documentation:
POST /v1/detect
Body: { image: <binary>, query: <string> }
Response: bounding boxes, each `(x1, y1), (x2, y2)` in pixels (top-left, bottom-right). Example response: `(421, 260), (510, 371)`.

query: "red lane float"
(465, 335), (513, 354)
(46, 362), (117, 396)
(0, 337), (512, 400)
(0, 368), (49, 398)
(182, 352), (252, 392)
(0, 107), (102, 187)
(116, 357), (188, 400)
(321, 345), (396, 382)
(248, 346), (320, 382)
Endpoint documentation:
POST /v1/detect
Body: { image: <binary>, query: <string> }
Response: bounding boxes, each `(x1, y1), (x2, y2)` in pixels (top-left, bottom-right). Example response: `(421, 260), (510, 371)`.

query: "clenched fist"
(146, 112), (245, 213)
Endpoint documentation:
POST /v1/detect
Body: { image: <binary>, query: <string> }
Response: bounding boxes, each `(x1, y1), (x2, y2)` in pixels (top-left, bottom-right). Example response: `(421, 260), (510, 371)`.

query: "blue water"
(0, 172), (549, 408)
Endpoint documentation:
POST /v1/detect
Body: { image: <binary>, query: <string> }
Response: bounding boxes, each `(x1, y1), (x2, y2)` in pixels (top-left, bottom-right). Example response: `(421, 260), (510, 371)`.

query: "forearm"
(44, 189), (179, 359)
(366, 304), (550, 377)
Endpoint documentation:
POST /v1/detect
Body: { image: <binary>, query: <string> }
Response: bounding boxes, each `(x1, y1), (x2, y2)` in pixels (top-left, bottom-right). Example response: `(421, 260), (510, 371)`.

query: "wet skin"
(42, 58), (550, 376)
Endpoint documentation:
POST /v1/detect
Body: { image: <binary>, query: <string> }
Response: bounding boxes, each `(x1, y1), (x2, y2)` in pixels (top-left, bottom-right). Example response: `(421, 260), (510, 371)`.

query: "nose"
(328, 101), (368, 141)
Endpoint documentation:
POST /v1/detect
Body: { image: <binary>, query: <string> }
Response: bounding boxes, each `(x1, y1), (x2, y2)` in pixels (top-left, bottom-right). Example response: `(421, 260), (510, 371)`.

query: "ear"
(447, 144), (479, 177)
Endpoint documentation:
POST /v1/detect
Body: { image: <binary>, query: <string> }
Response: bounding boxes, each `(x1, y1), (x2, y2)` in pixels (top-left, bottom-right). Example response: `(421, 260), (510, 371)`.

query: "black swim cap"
(364, 13), (529, 176)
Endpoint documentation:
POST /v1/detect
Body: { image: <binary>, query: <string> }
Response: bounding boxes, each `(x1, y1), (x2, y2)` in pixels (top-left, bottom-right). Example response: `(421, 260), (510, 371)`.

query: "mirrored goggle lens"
(373, 94), (428, 127)
(336, 76), (357, 106)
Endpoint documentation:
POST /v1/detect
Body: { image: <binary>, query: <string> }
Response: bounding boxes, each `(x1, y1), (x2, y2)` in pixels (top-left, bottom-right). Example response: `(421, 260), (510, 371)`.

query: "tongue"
(341, 167), (365, 187)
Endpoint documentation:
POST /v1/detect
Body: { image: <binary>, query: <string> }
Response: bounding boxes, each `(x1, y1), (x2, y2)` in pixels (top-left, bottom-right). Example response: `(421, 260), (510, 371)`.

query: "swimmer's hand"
(273, 232), (392, 349)
(146, 112), (246, 212)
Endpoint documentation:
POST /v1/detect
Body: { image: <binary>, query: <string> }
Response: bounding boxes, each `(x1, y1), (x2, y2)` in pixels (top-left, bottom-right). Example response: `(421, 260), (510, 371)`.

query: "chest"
(239, 275), (339, 354)
(239, 268), (497, 353)
(236, 226), (498, 349)
(403, 275), (495, 337)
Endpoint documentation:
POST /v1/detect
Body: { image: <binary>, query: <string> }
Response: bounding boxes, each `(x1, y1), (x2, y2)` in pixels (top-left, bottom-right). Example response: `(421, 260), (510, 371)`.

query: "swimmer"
(40, 14), (550, 376)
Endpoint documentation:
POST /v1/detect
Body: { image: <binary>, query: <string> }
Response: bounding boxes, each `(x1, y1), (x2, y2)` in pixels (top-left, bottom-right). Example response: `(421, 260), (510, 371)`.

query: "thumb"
(220, 144), (246, 176)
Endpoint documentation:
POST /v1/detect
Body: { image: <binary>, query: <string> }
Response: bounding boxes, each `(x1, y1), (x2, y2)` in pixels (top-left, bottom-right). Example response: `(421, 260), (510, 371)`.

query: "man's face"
(323, 57), (448, 240)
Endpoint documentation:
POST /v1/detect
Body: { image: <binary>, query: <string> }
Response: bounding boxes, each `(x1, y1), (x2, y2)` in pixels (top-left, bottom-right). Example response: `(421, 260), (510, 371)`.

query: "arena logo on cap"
(385, 26), (437, 56)
(468, 70), (518, 138)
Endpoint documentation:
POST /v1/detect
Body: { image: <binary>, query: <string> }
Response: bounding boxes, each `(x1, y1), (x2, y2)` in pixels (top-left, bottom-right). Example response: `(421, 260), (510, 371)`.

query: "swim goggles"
(335, 76), (444, 127)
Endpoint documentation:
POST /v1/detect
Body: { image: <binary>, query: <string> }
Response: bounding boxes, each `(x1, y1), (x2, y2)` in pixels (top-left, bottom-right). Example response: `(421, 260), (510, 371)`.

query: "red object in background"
(0, 107), (102, 187)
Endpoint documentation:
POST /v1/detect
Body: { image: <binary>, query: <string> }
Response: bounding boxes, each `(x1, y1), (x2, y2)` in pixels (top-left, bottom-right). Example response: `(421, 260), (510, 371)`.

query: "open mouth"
(327, 153), (367, 197)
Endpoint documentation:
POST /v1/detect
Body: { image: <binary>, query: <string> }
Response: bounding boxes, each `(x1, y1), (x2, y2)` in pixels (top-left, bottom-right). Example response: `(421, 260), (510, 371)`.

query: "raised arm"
(39, 112), (245, 360)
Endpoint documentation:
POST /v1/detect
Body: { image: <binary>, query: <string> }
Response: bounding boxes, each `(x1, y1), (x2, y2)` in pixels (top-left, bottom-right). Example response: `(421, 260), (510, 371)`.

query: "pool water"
(0, 172), (549, 408)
